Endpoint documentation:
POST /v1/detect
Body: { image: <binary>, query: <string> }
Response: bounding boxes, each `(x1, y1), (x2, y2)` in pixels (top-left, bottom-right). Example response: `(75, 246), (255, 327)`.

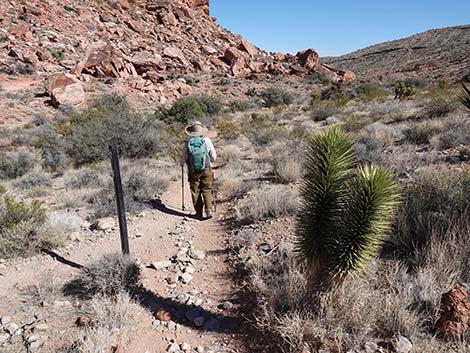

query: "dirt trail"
(0, 177), (249, 352)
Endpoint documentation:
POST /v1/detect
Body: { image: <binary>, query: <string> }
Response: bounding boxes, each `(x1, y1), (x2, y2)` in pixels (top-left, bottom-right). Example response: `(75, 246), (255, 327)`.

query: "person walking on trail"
(182, 121), (217, 220)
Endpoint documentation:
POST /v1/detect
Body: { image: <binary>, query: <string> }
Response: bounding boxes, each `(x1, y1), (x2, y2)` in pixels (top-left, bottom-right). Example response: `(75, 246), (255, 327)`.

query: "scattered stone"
(75, 316), (91, 327)
(325, 116), (340, 125)
(395, 336), (412, 353)
(180, 342), (191, 351)
(29, 340), (44, 352)
(0, 333), (10, 344)
(27, 335), (39, 344)
(151, 260), (172, 270)
(180, 273), (193, 284)
(196, 346), (204, 353)
(5, 323), (20, 335)
(219, 301), (233, 310)
(33, 323), (49, 331)
(167, 321), (177, 331)
(167, 342), (180, 352)
(188, 248), (205, 260)
(0, 316), (11, 325)
(166, 275), (179, 285)
(91, 217), (116, 231)
(155, 308), (173, 322)
(193, 316), (205, 327)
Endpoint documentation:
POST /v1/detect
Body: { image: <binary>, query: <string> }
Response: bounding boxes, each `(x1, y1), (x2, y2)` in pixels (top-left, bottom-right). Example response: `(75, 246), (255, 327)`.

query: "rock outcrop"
(0, 0), (353, 106)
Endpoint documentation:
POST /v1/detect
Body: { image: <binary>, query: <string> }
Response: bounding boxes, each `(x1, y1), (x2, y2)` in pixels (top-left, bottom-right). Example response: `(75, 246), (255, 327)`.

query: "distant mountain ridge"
(322, 25), (470, 82)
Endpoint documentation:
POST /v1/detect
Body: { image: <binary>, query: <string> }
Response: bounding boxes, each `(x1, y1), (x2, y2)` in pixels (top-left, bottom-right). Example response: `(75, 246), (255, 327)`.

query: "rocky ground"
(0, 178), (263, 352)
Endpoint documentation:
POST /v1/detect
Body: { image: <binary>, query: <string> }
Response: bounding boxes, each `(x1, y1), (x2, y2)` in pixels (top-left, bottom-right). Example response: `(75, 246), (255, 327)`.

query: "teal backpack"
(187, 137), (208, 172)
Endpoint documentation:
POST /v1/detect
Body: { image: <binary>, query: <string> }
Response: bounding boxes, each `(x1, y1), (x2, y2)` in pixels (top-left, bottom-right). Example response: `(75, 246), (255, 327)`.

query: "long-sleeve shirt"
(181, 137), (217, 168)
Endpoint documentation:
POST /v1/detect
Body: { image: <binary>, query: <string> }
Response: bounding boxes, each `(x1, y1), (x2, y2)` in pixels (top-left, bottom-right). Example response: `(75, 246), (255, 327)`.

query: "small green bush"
(66, 95), (160, 165)
(229, 99), (259, 112)
(0, 196), (63, 259)
(354, 83), (387, 101)
(258, 88), (293, 108)
(64, 167), (104, 189)
(423, 96), (457, 118)
(156, 94), (223, 124)
(218, 119), (241, 140)
(0, 151), (37, 180)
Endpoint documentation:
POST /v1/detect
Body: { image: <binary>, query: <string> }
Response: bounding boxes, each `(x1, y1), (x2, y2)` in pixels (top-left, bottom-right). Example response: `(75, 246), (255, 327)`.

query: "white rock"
(188, 248), (205, 260)
(151, 260), (172, 270)
(167, 342), (180, 352)
(33, 323), (49, 331)
(0, 316), (11, 325)
(5, 323), (19, 335)
(91, 217), (116, 231)
(27, 335), (39, 344)
(396, 336), (412, 353)
(196, 346), (205, 353)
(0, 333), (10, 344)
(180, 273), (193, 284)
(180, 342), (191, 351)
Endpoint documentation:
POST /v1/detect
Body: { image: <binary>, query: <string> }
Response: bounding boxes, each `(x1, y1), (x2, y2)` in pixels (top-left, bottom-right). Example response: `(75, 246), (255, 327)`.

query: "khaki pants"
(188, 168), (213, 217)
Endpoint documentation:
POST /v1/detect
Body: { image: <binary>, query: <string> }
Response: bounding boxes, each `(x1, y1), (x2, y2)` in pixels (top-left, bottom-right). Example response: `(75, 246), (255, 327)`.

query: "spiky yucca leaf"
(458, 83), (470, 111)
(328, 165), (401, 282)
(295, 126), (356, 274)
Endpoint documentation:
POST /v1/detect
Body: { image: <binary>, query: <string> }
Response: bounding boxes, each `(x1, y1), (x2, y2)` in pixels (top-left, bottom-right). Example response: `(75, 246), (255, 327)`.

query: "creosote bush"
(66, 95), (160, 165)
(258, 87), (293, 108)
(155, 94), (223, 124)
(0, 151), (37, 180)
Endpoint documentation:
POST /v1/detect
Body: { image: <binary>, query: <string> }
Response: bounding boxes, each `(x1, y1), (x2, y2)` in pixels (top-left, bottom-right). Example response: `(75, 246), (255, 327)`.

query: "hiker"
(182, 121), (217, 219)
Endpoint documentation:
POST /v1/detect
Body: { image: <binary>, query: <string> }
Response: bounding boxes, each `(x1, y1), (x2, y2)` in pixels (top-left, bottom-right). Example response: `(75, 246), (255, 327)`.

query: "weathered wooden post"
(110, 144), (130, 255)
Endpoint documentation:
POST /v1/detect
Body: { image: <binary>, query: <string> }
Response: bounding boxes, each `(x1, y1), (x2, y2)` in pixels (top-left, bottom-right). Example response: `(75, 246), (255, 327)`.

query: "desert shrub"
(354, 82), (387, 101)
(14, 170), (53, 189)
(28, 119), (67, 173)
(0, 151), (37, 180)
(218, 119), (241, 140)
(272, 158), (303, 184)
(229, 99), (260, 112)
(66, 95), (160, 165)
(258, 87), (293, 108)
(433, 115), (470, 149)
(0, 184), (5, 194)
(423, 96), (457, 118)
(64, 254), (141, 297)
(310, 102), (338, 121)
(404, 120), (444, 145)
(64, 167), (105, 189)
(0, 196), (64, 258)
(390, 168), (470, 258)
(305, 71), (330, 85)
(355, 122), (405, 162)
(237, 185), (298, 221)
(219, 144), (242, 164)
(394, 81), (416, 100)
(87, 161), (170, 217)
(47, 210), (82, 234)
(318, 85), (352, 106)
(156, 94), (223, 124)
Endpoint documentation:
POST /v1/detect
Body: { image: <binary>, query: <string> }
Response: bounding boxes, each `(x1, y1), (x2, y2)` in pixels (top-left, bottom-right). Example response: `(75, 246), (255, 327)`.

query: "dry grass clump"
(63, 167), (108, 189)
(219, 144), (243, 163)
(64, 254), (141, 297)
(0, 150), (37, 180)
(236, 185), (298, 221)
(13, 170), (52, 189)
(431, 114), (470, 149)
(404, 119), (444, 145)
(47, 210), (82, 234)
(271, 158), (303, 184)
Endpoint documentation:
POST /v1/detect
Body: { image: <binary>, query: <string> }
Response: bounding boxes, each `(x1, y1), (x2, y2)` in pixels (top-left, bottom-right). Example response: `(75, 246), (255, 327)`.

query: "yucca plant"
(458, 82), (470, 111)
(296, 126), (400, 291)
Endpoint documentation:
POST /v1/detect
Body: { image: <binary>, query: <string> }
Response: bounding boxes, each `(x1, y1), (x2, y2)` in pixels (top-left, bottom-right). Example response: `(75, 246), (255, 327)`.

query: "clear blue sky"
(212, 0), (470, 56)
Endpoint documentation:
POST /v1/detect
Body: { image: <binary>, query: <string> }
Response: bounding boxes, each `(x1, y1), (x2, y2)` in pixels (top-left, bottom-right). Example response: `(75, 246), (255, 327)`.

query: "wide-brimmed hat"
(185, 121), (208, 137)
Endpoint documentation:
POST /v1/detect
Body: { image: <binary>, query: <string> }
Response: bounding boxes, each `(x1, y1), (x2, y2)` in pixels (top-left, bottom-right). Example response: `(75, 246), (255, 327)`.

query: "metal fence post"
(110, 144), (130, 255)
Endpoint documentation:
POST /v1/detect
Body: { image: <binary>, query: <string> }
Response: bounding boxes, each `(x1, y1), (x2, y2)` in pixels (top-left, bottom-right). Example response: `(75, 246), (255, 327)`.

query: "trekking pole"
(212, 169), (217, 213)
(181, 164), (185, 211)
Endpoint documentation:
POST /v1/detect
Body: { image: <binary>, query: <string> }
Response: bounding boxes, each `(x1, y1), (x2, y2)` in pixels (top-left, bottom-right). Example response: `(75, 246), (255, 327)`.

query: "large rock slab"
(46, 73), (85, 108)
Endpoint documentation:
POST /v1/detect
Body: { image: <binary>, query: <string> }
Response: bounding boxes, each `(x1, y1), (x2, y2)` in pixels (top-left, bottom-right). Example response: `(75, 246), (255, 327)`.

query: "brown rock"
(238, 39), (257, 57)
(36, 48), (54, 62)
(46, 73), (85, 108)
(74, 43), (125, 78)
(273, 52), (286, 61)
(8, 22), (33, 41)
(125, 20), (146, 34)
(154, 308), (172, 322)
(224, 47), (243, 65)
(75, 316), (91, 327)
(185, 0), (209, 15)
(163, 47), (185, 61)
(437, 285), (470, 337)
(296, 49), (319, 71)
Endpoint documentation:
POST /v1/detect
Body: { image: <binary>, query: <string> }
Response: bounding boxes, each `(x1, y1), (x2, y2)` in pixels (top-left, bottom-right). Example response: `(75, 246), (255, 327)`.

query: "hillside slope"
(322, 25), (470, 82)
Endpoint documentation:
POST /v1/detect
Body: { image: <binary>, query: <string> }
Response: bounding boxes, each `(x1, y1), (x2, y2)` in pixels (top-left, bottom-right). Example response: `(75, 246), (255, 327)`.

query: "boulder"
(296, 49), (319, 71)
(163, 47), (185, 62)
(436, 285), (470, 337)
(8, 21), (33, 40)
(74, 43), (125, 78)
(46, 73), (85, 108)
(238, 39), (257, 57)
